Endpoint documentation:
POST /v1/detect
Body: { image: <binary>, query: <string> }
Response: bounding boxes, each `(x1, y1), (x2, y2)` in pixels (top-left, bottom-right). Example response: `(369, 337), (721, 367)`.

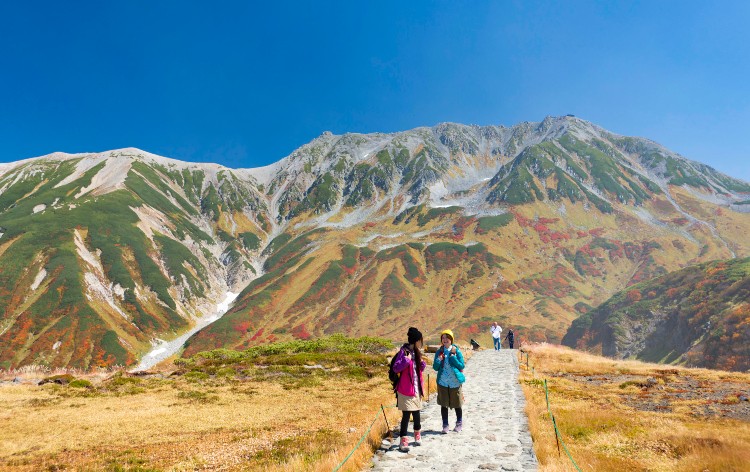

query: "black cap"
(407, 327), (423, 344)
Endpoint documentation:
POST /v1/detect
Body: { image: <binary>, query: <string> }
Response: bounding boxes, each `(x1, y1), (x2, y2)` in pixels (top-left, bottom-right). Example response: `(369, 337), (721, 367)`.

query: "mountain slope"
(562, 257), (750, 372)
(0, 151), (265, 368)
(1, 116), (749, 369)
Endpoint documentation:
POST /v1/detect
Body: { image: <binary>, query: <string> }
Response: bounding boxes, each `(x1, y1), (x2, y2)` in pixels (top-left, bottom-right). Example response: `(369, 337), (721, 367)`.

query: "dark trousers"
(441, 406), (463, 425)
(400, 410), (421, 436)
(508, 339), (514, 348)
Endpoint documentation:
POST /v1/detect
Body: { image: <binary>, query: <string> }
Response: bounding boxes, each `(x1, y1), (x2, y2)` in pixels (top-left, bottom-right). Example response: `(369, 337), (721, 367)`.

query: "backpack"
(388, 351), (401, 392)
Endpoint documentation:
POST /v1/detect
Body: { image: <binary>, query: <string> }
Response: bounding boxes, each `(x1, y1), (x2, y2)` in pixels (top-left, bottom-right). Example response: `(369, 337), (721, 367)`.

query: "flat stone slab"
(371, 349), (539, 471)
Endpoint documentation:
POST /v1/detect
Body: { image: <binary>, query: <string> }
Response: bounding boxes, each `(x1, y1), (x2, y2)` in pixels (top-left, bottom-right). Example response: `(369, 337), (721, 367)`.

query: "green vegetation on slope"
(563, 258), (750, 372)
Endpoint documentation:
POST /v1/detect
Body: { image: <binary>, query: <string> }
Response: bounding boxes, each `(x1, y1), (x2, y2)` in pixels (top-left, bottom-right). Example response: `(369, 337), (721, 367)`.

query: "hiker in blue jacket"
(433, 328), (465, 433)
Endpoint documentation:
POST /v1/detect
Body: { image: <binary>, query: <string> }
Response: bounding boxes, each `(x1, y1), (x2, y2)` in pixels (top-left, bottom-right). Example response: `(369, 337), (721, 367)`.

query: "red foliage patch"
(626, 289), (642, 303)
(326, 268), (377, 334)
(512, 213), (571, 246)
(515, 264), (579, 298)
(511, 211), (533, 228)
(446, 216), (476, 241)
(671, 217), (689, 226)
(465, 324), (479, 335)
(234, 321), (252, 334)
(291, 323), (311, 340)
(485, 291), (503, 301)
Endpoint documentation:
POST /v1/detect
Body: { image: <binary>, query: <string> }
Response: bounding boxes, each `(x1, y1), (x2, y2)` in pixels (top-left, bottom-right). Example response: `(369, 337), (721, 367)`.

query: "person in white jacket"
(490, 322), (502, 350)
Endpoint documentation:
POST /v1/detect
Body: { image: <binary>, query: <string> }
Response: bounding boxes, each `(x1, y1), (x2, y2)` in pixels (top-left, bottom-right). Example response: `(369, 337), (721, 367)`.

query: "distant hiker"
(433, 329), (465, 433)
(490, 322), (503, 350)
(392, 327), (426, 452)
(504, 328), (515, 349)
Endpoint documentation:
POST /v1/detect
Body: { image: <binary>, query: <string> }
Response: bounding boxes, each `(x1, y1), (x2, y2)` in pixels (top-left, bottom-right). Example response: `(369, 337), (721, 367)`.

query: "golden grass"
(0, 374), (400, 471)
(519, 343), (750, 471)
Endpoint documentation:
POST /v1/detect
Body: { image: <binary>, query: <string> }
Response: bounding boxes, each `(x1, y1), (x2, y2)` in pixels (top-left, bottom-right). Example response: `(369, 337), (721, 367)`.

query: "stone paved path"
(370, 349), (538, 471)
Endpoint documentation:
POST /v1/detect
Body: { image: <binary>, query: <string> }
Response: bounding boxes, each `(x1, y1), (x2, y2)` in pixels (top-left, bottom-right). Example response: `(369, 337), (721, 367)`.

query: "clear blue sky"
(1, 1), (749, 182)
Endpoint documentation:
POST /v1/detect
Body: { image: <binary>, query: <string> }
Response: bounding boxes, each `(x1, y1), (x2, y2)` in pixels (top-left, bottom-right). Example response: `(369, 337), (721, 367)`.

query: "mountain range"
(1, 115), (749, 370)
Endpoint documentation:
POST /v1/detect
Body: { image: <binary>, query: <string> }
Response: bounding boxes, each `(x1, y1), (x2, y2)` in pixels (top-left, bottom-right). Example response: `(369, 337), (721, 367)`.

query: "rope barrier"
(331, 403), (396, 472)
(543, 380), (583, 471)
(521, 349), (583, 471)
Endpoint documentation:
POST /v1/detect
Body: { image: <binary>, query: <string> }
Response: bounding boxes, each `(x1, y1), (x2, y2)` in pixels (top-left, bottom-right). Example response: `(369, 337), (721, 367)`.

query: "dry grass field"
(519, 343), (750, 471)
(0, 336), (409, 472)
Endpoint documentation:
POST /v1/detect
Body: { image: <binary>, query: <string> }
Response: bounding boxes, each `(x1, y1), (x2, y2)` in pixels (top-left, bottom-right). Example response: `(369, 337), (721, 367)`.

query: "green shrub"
(184, 371), (210, 382)
(240, 232), (261, 250)
(476, 213), (514, 232)
(177, 390), (218, 403)
(69, 379), (93, 389)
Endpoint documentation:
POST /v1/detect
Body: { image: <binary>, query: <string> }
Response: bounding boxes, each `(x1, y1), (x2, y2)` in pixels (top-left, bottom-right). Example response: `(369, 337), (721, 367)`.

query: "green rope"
(331, 404), (395, 472)
(544, 379), (583, 472)
(551, 414), (583, 472)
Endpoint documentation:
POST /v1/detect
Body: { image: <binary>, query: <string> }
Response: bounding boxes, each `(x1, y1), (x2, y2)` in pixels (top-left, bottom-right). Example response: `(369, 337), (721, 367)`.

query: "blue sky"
(1, 1), (749, 181)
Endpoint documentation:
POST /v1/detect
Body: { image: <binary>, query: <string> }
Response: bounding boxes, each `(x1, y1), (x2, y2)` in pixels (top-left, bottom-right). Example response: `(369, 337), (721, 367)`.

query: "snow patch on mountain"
(133, 291), (239, 371)
(32, 204), (46, 214)
(54, 154), (106, 189)
(30, 268), (47, 291)
(72, 155), (132, 198)
(131, 205), (173, 242)
(83, 272), (129, 319)
(74, 229), (104, 272)
(74, 229), (129, 318)
(359, 232), (404, 244)
(375, 243), (404, 251)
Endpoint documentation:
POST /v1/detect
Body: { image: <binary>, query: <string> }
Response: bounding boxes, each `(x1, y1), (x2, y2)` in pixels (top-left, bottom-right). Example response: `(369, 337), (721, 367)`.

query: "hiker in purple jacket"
(392, 327), (426, 452)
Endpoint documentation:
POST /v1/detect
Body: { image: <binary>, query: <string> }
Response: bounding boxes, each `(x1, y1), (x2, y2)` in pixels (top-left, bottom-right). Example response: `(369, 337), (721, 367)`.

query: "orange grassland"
(0, 341), (461, 472)
(519, 343), (750, 471)
(0, 369), (398, 471)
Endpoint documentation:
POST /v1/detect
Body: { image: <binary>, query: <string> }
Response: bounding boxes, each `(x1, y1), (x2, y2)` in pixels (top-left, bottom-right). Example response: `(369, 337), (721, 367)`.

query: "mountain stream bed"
(131, 292), (238, 371)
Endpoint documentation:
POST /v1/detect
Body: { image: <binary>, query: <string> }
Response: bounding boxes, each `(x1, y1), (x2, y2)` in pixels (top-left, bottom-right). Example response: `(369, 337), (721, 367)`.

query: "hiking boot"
(399, 435), (410, 452)
(441, 424), (449, 434)
(453, 421), (463, 433)
(413, 430), (421, 446)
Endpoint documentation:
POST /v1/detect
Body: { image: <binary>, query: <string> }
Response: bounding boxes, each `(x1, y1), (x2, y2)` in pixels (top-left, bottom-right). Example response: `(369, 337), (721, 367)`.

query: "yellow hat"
(440, 329), (454, 342)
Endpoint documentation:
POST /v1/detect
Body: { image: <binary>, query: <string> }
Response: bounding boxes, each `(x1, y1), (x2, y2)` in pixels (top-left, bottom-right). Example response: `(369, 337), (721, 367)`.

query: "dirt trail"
(371, 349), (538, 471)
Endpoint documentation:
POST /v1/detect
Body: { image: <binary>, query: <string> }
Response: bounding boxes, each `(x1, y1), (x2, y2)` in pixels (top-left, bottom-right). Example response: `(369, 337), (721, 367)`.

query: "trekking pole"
(381, 404), (392, 441)
(427, 374), (430, 402)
